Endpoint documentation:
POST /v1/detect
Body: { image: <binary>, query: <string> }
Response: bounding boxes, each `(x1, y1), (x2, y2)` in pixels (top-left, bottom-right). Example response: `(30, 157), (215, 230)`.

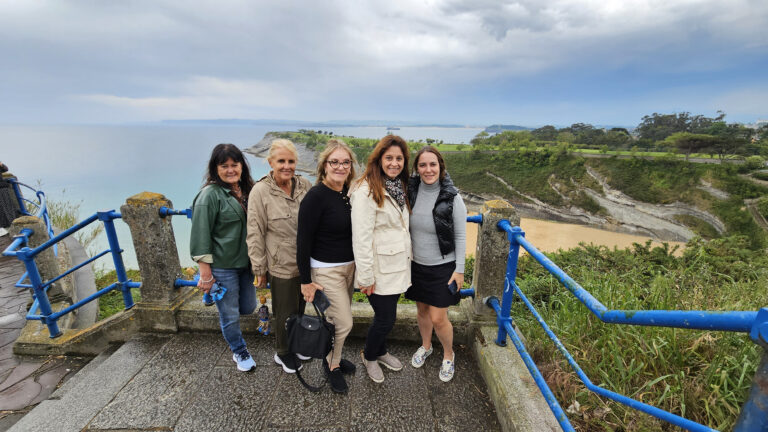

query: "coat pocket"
(375, 240), (408, 274)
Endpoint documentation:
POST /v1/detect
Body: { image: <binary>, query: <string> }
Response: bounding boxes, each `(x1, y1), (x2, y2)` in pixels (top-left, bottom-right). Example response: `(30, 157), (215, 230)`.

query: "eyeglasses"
(327, 159), (352, 169)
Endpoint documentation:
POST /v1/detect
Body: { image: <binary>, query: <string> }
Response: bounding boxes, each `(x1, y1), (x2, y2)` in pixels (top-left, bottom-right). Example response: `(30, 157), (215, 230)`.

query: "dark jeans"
(363, 293), (400, 361)
(269, 274), (305, 356)
(211, 267), (257, 356)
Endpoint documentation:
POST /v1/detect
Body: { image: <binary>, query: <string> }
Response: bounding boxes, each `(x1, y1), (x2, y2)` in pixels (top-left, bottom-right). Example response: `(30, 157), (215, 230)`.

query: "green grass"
(512, 237), (767, 431)
(96, 269), (142, 320)
(757, 197), (768, 221)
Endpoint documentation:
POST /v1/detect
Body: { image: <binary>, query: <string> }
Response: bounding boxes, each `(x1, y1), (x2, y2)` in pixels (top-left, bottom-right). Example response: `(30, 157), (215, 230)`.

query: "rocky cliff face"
(244, 133), (318, 176)
(463, 166), (728, 242)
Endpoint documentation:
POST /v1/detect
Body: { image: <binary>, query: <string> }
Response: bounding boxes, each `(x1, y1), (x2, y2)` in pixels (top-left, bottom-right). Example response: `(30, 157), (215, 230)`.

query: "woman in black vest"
(405, 146), (467, 382)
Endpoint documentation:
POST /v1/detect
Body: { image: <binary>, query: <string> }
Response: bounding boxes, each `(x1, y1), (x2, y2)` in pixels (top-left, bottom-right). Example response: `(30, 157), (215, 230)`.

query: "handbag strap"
(301, 299), (329, 322)
(294, 363), (327, 393)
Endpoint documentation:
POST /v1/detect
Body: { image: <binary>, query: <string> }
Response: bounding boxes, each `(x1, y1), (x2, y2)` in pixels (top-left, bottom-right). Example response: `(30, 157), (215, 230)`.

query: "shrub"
(744, 155), (765, 170)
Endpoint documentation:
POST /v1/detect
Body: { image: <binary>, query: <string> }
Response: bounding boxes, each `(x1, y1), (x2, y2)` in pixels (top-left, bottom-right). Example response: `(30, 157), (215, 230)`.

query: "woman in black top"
(297, 139), (358, 393)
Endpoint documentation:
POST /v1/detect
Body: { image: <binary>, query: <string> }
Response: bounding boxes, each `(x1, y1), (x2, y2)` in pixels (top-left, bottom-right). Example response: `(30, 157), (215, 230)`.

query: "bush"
(744, 155), (765, 170)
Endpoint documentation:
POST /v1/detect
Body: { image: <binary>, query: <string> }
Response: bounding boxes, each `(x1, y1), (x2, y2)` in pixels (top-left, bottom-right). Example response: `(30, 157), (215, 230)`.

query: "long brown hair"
(357, 135), (410, 208)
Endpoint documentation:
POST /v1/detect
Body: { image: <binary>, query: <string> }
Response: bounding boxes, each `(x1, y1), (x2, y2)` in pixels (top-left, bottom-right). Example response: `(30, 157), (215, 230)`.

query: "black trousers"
(363, 293), (400, 360)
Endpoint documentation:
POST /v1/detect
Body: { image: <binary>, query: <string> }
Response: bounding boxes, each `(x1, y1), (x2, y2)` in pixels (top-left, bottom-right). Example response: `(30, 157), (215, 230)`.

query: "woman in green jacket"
(191, 143), (257, 372)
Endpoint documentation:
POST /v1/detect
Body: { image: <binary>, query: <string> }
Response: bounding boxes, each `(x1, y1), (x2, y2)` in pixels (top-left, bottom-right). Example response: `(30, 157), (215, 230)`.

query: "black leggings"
(363, 293), (400, 361)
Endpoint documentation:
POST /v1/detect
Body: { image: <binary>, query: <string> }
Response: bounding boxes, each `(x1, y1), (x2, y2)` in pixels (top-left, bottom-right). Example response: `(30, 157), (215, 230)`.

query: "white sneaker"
(439, 353), (455, 382)
(232, 350), (256, 372)
(411, 345), (433, 368)
(296, 353), (311, 361)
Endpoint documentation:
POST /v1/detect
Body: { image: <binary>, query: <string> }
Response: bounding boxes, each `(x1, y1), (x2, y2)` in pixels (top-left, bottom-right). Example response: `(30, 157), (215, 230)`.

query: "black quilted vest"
(408, 173), (458, 257)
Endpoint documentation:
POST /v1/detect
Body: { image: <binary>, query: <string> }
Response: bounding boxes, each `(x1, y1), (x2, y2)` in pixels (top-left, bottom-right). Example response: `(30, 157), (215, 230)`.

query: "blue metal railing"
(473, 213), (768, 431)
(2, 209), (140, 337)
(7, 177), (56, 257)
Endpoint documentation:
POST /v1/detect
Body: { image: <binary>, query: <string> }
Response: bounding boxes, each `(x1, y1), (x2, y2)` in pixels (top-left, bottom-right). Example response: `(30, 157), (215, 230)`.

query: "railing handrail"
(486, 218), (767, 432)
(498, 220), (760, 333)
(7, 177), (56, 254)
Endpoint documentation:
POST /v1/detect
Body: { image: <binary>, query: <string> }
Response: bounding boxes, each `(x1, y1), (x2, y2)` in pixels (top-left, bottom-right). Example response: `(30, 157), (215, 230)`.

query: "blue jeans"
(211, 267), (257, 356)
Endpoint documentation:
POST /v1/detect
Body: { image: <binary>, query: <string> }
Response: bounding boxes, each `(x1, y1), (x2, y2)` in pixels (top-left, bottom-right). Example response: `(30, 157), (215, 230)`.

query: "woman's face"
(324, 148), (353, 185)
(217, 158), (242, 186)
(380, 145), (404, 179)
(416, 152), (440, 185)
(268, 148), (296, 184)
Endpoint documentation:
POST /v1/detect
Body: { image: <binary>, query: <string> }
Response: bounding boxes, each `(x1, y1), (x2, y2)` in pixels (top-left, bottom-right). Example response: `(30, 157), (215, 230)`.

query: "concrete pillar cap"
(126, 192), (170, 207)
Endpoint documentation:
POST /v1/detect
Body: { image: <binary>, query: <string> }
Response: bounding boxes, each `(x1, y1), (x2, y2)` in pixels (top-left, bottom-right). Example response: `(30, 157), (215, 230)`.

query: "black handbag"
(285, 300), (335, 392)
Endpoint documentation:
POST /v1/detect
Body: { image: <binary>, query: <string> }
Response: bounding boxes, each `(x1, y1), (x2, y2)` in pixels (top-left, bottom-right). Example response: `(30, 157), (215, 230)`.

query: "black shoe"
(326, 365), (349, 394)
(339, 358), (357, 375)
(274, 353), (302, 374)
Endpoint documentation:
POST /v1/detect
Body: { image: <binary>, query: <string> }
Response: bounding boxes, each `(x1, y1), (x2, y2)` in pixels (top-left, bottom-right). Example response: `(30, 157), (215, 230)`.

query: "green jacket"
(190, 184), (250, 269)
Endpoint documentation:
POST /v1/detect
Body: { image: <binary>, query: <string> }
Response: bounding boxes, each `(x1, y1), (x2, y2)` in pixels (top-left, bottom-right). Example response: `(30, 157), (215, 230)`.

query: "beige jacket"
(247, 173), (311, 279)
(350, 180), (411, 295)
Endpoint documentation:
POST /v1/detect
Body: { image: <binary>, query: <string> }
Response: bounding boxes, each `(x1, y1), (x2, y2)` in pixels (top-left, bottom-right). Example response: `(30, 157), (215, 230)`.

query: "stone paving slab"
(88, 333), (226, 430)
(7, 334), (171, 432)
(10, 331), (500, 431)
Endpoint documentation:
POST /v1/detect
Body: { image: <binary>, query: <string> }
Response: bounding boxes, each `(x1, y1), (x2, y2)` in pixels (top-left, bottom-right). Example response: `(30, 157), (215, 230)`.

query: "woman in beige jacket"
(351, 135), (412, 383)
(247, 139), (311, 374)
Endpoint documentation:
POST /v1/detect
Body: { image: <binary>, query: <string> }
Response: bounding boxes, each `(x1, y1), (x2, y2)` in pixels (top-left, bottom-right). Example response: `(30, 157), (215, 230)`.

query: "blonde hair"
(267, 138), (299, 162)
(316, 139), (357, 188)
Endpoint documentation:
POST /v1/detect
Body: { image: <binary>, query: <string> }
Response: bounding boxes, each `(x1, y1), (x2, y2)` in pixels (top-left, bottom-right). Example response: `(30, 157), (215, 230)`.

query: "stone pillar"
(472, 200), (520, 316)
(120, 192), (183, 305)
(10, 215), (66, 300)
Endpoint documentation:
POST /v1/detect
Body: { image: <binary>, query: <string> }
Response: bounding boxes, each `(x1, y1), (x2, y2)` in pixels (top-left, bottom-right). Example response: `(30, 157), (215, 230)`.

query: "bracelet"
(201, 276), (214, 283)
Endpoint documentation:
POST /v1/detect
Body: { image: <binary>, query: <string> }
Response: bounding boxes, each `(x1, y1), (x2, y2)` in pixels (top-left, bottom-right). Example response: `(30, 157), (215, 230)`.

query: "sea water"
(1, 124), (483, 269)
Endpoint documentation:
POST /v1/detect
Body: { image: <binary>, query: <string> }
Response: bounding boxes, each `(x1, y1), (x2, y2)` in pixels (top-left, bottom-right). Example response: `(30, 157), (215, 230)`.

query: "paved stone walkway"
(11, 332), (501, 431)
(0, 235), (88, 431)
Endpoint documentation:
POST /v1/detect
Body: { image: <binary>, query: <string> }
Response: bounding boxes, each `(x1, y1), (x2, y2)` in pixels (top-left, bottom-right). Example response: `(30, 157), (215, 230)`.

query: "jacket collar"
(259, 172), (308, 199)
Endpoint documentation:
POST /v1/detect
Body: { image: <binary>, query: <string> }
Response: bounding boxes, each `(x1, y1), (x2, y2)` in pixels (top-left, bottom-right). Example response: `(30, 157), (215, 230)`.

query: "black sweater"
(296, 183), (354, 284)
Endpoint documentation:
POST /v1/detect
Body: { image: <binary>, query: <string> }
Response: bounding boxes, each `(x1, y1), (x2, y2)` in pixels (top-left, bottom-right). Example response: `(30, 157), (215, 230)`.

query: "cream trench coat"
(350, 180), (411, 295)
(246, 173), (311, 279)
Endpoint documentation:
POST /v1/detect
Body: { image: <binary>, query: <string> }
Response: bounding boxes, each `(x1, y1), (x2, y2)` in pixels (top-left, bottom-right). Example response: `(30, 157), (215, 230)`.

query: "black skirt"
(405, 261), (460, 308)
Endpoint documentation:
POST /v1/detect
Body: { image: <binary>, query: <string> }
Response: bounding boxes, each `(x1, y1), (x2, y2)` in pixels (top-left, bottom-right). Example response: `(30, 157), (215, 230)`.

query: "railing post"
(98, 211), (134, 310)
(9, 215), (66, 301)
(495, 224), (524, 346)
(120, 192), (183, 306)
(16, 247), (61, 337)
(734, 307), (768, 431)
(472, 199), (520, 316)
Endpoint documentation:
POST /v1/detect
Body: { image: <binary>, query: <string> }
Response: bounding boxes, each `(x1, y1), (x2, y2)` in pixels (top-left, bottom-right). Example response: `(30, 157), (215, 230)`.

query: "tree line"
(471, 112), (768, 161)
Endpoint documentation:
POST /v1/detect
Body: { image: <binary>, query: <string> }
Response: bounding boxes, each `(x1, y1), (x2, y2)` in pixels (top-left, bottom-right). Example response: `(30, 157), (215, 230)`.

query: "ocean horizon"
(2, 123), (483, 269)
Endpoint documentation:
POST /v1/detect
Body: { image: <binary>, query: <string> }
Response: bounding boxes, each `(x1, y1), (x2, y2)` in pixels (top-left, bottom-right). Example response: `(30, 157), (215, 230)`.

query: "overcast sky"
(1, 0), (767, 127)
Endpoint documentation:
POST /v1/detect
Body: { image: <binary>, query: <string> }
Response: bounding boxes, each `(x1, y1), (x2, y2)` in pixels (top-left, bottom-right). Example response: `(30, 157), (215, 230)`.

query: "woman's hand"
(447, 272), (464, 291)
(254, 274), (267, 289)
(301, 282), (323, 302)
(359, 283), (376, 296)
(197, 262), (215, 294)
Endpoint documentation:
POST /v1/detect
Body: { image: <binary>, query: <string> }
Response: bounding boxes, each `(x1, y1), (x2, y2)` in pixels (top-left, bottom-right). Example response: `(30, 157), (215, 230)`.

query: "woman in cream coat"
(350, 135), (411, 383)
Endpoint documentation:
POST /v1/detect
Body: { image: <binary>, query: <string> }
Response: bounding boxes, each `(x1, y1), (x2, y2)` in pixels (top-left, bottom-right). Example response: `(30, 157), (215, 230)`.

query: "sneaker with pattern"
(439, 353), (455, 382)
(411, 345), (433, 368)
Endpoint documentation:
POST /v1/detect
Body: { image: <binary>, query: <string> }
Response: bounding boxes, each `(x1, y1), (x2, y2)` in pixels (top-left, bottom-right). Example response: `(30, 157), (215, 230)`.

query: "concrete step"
(8, 334), (172, 432)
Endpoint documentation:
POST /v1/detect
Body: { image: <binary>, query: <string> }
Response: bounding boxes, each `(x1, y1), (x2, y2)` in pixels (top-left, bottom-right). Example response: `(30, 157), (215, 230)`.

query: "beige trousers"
(311, 262), (355, 367)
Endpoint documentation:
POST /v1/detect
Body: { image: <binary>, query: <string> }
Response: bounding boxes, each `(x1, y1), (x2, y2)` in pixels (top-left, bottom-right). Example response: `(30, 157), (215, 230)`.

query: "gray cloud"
(0, 0), (766, 124)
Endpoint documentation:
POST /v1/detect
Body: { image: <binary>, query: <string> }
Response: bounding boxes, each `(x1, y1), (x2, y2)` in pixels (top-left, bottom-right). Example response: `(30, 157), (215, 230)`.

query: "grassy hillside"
(514, 237), (767, 431)
(442, 150), (768, 248)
